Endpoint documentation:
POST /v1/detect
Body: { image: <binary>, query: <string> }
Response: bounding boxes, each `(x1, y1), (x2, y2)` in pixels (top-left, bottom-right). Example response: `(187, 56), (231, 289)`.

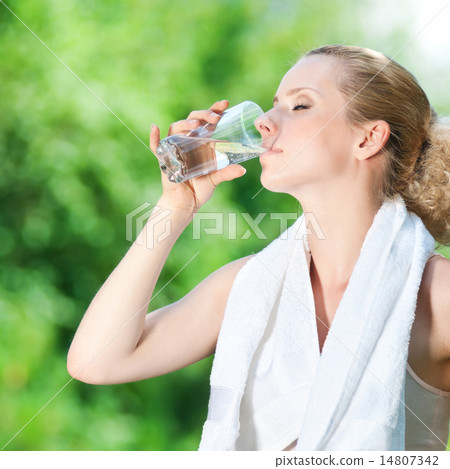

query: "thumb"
(150, 124), (161, 155)
(210, 164), (246, 186)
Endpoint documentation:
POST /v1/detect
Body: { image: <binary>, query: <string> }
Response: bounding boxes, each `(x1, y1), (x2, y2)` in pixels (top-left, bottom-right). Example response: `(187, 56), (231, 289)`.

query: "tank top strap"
(406, 362), (450, 397)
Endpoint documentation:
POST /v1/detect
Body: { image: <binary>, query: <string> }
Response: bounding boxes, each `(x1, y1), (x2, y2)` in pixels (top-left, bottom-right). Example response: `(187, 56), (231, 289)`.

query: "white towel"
(198, 195), (436, 451)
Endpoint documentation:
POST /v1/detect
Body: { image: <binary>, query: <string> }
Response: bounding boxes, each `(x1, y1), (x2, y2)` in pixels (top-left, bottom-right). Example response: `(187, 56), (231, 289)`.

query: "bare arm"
(100, 253), (251, 384)
(412, 254), (450, 393)
(67, 100), (248, 384)
(427, 255), (450, 390)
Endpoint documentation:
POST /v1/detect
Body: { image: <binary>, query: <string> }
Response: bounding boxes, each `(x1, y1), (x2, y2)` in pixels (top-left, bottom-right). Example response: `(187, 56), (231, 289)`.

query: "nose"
(255, 111), (277, 139)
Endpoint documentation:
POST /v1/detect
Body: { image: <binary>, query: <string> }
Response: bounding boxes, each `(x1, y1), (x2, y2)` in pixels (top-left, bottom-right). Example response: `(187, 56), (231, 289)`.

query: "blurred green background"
(1, 0), (449, 451)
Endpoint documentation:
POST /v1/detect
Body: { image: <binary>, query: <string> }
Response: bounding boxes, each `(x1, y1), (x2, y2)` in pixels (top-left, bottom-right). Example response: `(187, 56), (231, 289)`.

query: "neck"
(298, 188), (382, 290)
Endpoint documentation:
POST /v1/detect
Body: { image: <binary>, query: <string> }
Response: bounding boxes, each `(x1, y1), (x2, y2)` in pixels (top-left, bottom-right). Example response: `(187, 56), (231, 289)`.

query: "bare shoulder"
(183, 253), (254, 304)
(160, 253), (253, 326)
(422, 254), (450, 360)
(209, 253), (254, 284)
(183, 253), (254, 317)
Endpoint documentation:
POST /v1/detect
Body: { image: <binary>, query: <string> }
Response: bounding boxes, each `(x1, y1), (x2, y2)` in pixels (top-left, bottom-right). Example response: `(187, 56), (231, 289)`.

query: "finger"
(209, 99), (229, 114)
(150, 124), (160, 154)
(168, 118), (201, 136)
(168, 100), (229, 136)
(187, 109), (222, 125)
(187, 100), (229, 121)
(209, 164), (246, 187)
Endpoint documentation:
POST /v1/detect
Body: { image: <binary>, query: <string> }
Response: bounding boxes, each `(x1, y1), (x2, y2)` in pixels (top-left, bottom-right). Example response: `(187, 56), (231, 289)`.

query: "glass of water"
(156, 101), (265, 182)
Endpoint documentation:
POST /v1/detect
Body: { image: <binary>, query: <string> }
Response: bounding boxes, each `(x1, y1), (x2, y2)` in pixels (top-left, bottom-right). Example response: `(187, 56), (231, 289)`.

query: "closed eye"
(293, 104), (309, 111)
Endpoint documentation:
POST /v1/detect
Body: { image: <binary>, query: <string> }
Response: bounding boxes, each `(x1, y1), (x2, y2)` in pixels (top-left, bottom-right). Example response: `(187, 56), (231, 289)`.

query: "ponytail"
(402, 116), (450, 245)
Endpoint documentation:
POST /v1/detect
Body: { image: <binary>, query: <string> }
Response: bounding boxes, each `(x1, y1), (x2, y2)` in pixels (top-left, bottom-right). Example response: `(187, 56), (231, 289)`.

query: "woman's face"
(256, 54), (361, 197)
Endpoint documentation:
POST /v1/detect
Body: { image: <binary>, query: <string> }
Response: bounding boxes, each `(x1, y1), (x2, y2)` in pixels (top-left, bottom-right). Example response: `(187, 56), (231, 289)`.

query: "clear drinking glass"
(156, 101), (265, 182)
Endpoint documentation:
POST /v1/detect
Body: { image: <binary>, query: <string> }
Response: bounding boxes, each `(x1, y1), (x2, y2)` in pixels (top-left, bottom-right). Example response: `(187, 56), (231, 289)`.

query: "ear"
(354, 120), (390, 161)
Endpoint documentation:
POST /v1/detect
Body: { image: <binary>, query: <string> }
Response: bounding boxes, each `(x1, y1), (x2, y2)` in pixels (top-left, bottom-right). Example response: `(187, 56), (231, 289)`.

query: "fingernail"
(209, 111), (219, 117)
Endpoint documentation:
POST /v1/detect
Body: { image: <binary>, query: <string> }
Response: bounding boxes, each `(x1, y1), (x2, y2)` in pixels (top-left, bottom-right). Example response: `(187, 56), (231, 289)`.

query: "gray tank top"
(405, 362), (450, 451)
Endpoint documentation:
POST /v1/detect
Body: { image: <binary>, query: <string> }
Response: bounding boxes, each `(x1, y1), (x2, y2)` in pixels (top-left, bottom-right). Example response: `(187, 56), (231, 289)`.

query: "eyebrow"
(273, 87), (322, 105)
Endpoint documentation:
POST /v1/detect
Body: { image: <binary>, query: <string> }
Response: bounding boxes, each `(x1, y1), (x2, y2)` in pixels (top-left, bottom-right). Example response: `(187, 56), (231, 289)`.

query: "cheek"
(291, 119), (353, 170)
(260, 136), (352, 192)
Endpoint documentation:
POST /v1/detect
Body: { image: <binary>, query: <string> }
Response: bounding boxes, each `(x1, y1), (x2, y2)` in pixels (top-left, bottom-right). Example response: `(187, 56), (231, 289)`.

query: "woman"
(67, 45), (450, 451)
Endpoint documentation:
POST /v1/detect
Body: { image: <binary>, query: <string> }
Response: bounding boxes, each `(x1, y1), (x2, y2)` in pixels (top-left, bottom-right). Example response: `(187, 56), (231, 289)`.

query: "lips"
(260, 143), (282, 157)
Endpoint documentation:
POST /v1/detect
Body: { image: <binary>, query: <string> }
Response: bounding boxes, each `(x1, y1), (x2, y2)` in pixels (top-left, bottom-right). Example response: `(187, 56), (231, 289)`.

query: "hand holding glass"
(156, 101), (265, 182)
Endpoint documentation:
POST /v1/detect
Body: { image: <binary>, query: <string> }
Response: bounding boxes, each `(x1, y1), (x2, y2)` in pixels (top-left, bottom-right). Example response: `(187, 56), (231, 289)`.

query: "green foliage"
(0, 0), (448, 451)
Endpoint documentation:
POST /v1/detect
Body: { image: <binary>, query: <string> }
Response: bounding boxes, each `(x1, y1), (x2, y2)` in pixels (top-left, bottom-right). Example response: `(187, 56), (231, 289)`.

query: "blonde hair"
(303, 45), (450, 245)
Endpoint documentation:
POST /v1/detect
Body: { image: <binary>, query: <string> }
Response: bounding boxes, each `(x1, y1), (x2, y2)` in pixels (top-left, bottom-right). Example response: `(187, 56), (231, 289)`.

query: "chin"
(260, 157), (324, 195)
(260, 168), (294, 194)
